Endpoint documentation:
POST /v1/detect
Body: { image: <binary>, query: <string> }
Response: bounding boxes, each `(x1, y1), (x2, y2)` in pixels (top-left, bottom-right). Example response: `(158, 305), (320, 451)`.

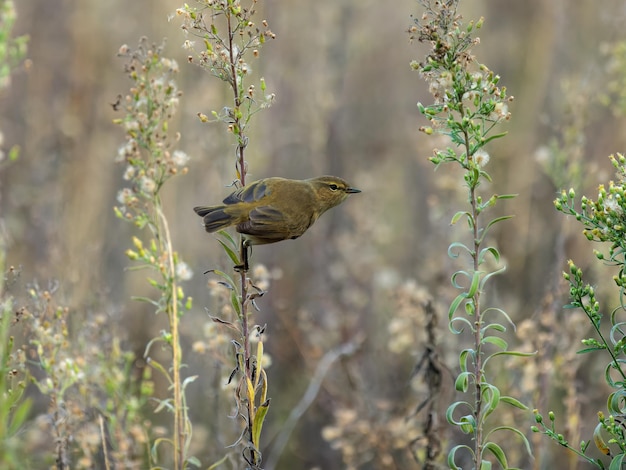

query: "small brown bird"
(194, 176), (361, 245)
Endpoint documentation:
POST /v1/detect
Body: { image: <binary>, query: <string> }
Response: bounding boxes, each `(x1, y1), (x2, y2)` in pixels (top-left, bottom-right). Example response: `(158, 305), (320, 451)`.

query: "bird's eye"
(329, 184), (339, 191)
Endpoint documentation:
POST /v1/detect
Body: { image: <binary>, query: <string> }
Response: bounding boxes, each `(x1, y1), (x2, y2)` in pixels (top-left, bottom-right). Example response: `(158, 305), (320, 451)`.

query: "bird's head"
(308, 175), (361, 212)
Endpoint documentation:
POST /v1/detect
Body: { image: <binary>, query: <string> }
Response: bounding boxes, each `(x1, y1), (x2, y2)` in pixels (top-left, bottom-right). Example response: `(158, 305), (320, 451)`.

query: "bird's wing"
(237, 205), (287, 242)
(223, 180), (269, 205)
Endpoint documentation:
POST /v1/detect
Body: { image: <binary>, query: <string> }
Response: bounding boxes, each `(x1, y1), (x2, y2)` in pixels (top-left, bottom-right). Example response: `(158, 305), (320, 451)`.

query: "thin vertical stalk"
(156, 202), (184, 469)
(224, 5), (255, 465)
(464, 129), (484, 468)
(470, 181), (484, 468)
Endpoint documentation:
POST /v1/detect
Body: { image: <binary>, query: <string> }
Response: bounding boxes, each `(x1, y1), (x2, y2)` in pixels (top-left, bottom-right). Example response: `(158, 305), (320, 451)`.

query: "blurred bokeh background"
(4, 0), (626, 468)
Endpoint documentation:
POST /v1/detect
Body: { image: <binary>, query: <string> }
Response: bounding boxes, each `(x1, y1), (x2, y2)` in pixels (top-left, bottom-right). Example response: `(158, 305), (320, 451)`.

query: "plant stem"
(471, 185), (484, 468)
(466, 133), (484, 468)
(224, 6), (257, 465)
(156, 202), (184, 470)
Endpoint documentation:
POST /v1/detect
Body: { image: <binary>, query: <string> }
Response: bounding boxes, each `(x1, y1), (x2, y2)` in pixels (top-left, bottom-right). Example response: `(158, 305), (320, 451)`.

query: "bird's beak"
(346, 187), (361, 194)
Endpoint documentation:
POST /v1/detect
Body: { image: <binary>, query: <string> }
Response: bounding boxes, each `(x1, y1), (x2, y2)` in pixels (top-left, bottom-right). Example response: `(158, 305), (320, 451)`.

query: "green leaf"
(217, 238), (240, 266)
(481, 383), (501, 418)
(187, 456), (202, 467)
(459, 414), (476, 434)
(485, 215), (515, 231)
(482, 307), (517, 329)
(608, 390), (626, 414)
(577, 346), (606, 354)
(479, 459), (492, 470)
(449, 293), (468, 321)
(209, 270), (238, 293)
(467, 270), (482, 297)
(482, 131), (508, 145)
(459, 348), (475, 372)
(610, 454), (626, 470)
(455, 371), (472, 392)
(500, 396), (529, 410)
(8, 398), (32, 437)
(252, 399), (271, 449)
(207, 454), (230, 470)
(450, 316), (474, 334)
(448, 242), (473, 259)
(446, 401), (474, 426)
(230, 290), (242, 317)
(479, 266), (507, 290)
(481, 323), (506, 334)
(484, 442), (507, 468)
(182, 375), (198, 391)
(484, 426), (534, 458)
(478, 246), (501, 265)
(151, 436), (173, 462)
(217, 227), (238, 248)
(451, 211), (472, 225)
(483, 350), (536, 369)
(481, 335), (508, 350)
(448, 445), (473, 470)
(130, 296), (160, 307)
(451, 270), (472, 289)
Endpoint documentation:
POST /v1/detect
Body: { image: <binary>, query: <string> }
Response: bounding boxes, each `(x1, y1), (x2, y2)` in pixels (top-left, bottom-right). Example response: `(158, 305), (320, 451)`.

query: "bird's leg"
(235, 242), (250, 272)
(243, 244), (250, 272)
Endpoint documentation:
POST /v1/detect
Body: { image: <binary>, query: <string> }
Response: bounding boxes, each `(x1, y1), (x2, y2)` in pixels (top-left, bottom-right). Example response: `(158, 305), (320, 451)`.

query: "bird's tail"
(193, 205), (235, 232)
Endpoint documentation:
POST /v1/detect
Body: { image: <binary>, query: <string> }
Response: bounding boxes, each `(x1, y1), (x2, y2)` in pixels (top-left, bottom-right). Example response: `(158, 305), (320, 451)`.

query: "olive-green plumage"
(193, 176), (360, 245)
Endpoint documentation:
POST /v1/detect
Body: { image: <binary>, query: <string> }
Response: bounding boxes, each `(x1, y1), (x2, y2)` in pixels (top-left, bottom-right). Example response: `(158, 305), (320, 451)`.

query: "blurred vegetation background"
(4, 0), (626, 468)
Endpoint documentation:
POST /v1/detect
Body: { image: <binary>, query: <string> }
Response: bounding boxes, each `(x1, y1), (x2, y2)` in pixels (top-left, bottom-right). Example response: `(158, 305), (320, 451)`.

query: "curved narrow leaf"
(610, 453), (626, 470)
(182, 375), (198, 391)
(252, 399), (271, 450)
(230, 290), (242, 317)
(151, 436), (173, 462)
(479, 460), (492, 470)
(217, 238), (241, 266)
(577, 346), (606, 354)
(481, 385), (501, 421)
(459, 414), (477, 434)
(481, 335), (508, 351)
(448, 242), (473, 259)
(500, 396), (529, 410)
(459, 348), (476, 372)
(609, 321), (626, 346)
(481, 323), (507, 335)
(209, 269), (238, 293)
(495, 193), (518, 200)
(449, 293), (469, 321)
(467, 270), (483, 298)
(187, 456), (202, 467)
(479, 266), (507, 290)
(608, 389), (626, 414)
(451, 270), (472, 289)
(448, 445), (473, 470)
(451, 211), (473, 226)
(482, 307), (517, 330)
(217, 229), (238, 250)
(593, 422), (611, 456)
(446, 401), (474, 426)
(483, 350), (536, 369)
(483, 442), (507, 468)
(455, 371), (472, 392)
(450, 316), (474, 334)
(485, 215), (515, 232)
(478, 246), (501, 265)
(207, 454), (230, 470)
(8, 399), (32, 437)
(482, 131), (509, 145)
(604, 361), (626, 388)
(484, 426), (534, 458)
